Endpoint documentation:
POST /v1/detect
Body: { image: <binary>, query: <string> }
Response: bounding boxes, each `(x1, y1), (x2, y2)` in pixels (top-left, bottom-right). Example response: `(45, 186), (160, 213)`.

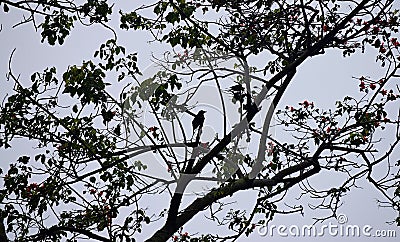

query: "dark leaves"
(39, 12), (75, 45)
(62, 61), (108, 106)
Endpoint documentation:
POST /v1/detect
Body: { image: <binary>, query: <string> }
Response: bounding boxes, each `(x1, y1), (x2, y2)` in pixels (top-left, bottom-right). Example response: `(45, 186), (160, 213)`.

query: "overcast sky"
(0, 1), (399, 241)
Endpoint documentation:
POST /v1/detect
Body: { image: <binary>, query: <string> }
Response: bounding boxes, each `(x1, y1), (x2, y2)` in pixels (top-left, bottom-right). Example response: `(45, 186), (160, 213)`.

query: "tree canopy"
(0, 0), (400, 241)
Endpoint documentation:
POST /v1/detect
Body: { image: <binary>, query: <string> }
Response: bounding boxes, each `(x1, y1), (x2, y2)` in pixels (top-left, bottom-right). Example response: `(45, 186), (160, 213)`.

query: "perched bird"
(192, 110), (206, 132)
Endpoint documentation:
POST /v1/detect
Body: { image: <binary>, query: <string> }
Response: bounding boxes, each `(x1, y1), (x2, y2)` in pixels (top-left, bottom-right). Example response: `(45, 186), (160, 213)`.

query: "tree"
(0, 0), (400, 241)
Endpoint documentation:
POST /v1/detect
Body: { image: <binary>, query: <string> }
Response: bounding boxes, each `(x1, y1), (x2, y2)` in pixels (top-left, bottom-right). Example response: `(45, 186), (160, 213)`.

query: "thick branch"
(0, 219), (8, 242)
(147, 1), (371, 241)
(146, 157), (321, 242)
(30, 226), (111, 242)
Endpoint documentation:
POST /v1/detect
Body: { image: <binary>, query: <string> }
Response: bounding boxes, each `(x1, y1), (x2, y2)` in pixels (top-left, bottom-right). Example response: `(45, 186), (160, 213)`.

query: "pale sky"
(0, 1), (399, 241)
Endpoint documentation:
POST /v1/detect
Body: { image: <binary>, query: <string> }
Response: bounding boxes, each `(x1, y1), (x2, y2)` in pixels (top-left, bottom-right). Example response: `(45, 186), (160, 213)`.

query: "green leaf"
(165, 12), (179, 23)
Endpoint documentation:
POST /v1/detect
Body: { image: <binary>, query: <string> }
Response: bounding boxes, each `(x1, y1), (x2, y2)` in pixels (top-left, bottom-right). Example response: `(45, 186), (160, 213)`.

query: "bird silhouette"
(192, 110), (206, 132)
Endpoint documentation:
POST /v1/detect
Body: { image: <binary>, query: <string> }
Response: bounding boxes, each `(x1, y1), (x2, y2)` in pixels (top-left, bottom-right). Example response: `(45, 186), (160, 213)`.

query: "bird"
(192, 110), (206, 132)
(191, 110), (206, 144)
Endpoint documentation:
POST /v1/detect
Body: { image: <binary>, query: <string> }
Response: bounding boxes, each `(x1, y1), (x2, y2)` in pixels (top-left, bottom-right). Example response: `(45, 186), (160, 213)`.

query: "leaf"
(3, 4), (9, 12)
(72, 104), (78, 113)
(31, 73), (37, 82)
(114, 124), (121, 136)
(18, 156), (30, 164)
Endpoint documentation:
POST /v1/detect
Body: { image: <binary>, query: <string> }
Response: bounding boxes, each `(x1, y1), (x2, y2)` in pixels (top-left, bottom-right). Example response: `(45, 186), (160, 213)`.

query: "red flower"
(363, 21), (370, 30)
(323, 25), (328, 32)
(380, 89), (387, 96)
(369, 83), (376, 90)
(148, 126), (158, 132)
(359, 81), (365, 90)
(379, 45), (386, 53)
(374, 17), (381, 24)
(326, 127), (331, 133)
(27, 183), (39, 196)
(391, 38), (400, 47)
(167, 163), (172, 172)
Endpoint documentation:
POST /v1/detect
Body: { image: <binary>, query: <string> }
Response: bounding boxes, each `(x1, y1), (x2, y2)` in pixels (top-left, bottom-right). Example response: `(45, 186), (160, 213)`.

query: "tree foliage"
(0, 0), (400, 241)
